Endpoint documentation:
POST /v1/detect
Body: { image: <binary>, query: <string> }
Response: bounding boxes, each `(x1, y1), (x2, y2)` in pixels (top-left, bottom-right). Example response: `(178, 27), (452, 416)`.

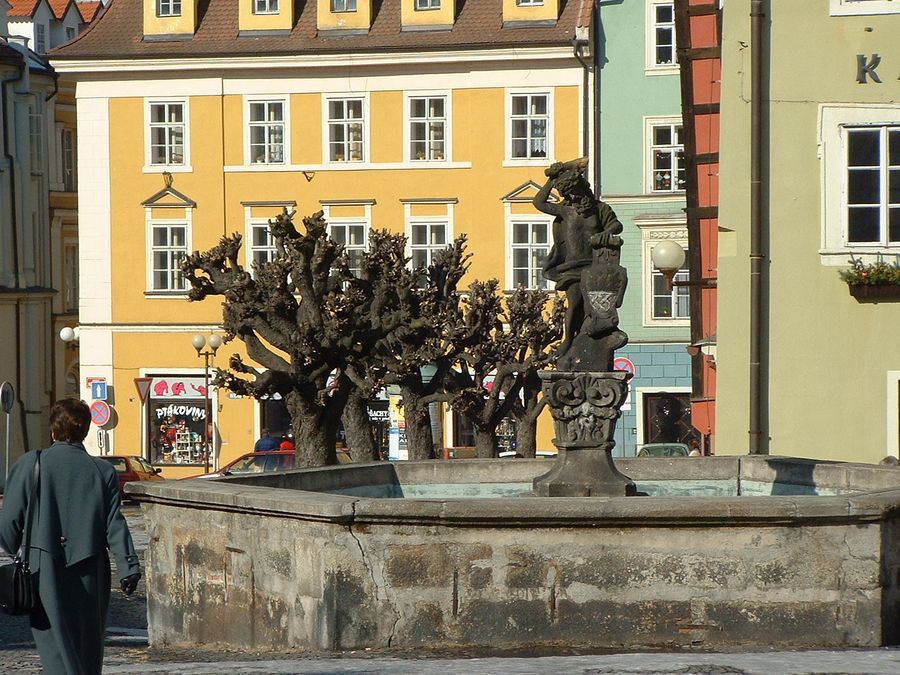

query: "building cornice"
(50, 45), (577, 75)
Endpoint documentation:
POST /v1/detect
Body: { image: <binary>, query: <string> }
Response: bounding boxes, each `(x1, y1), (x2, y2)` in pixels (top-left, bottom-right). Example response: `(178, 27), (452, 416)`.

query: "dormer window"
(516, 0), (544, 5)
(415, 0), (441, 9)
(254, 0), (279, 13)
(332, 0), (357, 12)
(157, 0), (182, 17)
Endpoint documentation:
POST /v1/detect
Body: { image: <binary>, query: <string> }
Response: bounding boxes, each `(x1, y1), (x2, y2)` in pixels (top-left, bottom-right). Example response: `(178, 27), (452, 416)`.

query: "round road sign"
(613, 357), (636, 376)
(90, 400), (111, 427)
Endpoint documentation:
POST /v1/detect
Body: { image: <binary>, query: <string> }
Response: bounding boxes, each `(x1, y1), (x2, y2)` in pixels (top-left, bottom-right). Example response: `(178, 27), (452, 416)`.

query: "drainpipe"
(749, 0), (764, 454)
(571, 37), (592, 162)
(1, 51), (33, 455)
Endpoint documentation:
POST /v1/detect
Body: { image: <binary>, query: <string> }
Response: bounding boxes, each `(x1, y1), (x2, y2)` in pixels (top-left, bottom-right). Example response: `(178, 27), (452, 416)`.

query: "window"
(516, 0), (544, 5)
(63, 241), (78, 313)
(510, 220), (550, 289)
(35, 24), (46, 53)
(254, 0), (279, 13)
(821, 106), (900, 265)
(845, 126), (899, 246)
(409, 96), (446, 161)
(509, 93), (549, 160)
(416, 0), (440, 8)
(148, 101), (186, 166)
(61, 128), (76, 192)
(248, 100), (286, 164)
(249, 221), (278, 268)
(65, 26), (77, 41)
(327, 98), (365, 162)
(648, 1), (677, 70)
(410, 221), (447, 268)
(150, 223), (188, 291)
(651, 264), (689, 320)
(29, 100), (43, 172)
(329, 222), (367, 276)
(331, 0), (357, 11)
(648, 120), (685, 192)
(157, 0), (181, 17)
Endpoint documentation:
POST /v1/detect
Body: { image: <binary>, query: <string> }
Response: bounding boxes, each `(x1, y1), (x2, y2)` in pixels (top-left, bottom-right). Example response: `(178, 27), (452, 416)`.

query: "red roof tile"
(76, 0), (101, 23)
(52, 0), (582, 60)
(7, 0), (41, 19)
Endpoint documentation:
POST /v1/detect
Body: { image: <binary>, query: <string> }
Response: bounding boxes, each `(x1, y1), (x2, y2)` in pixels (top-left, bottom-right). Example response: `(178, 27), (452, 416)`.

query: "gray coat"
(0, 442), (141, 674)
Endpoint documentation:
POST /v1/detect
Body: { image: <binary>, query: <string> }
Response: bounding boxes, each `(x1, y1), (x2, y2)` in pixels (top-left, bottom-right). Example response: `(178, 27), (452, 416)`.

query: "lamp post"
(192, 334), (222, 473)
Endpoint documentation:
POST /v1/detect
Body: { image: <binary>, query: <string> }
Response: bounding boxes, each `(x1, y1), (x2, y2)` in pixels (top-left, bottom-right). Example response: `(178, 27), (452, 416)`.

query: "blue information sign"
(90, 380), (108, 401)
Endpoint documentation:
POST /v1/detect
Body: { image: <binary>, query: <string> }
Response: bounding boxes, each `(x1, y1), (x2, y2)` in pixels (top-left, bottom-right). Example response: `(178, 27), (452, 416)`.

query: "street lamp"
(192, 334), (222, 473)
(59, 325), (80, 348)
(651, 240), (687, 291)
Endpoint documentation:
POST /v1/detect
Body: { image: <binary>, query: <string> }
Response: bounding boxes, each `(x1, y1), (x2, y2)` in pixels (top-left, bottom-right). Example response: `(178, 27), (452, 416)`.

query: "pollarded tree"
(181, 208), (371, 467)
(447, 285), (564, 458)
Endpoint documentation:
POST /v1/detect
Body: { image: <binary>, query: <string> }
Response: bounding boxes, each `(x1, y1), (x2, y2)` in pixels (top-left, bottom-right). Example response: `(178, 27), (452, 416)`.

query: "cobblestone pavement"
(3, 503), (900, 673)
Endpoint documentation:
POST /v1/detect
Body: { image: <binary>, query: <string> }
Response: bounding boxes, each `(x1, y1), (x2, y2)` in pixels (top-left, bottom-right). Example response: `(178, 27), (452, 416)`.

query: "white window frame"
(415, 0), (441, 8)
(638, 221), (690, 327)
(646, 0), (678, 74)
(645, 116), (685, 194)
(65, 25), (77, 41)
(505, 215), (553, 291)
(404, 92), (450, 163)
(404, 203), (454, 270)
(635, 385), (692, 450)
(323, 95), (368, 164)
(322, 202), (372, 277)
(244, 97), (289, 166)
(145, 99), (190, 172)
(34, 23), (47, 53)
(505, 89), (553, 166)
(819, 105), (900, 266)
(517, 0), (544, 5)
(146, 214), (191, 294)
(254, 0), (280, 14)
(157, 0), (182, 17)
(63, 238), (79, 313)
(331, 0), (357, 12)
(246, 218), (278, 272)
(830, 0), (900, 16)
(29, 98), (44, 174)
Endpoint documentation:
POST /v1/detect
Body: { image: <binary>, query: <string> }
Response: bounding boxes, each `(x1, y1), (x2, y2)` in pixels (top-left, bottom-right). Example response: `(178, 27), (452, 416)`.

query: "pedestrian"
(0, 398), (141, 674)
(279, 438), (295, 452)
(254, 428), (280, 452)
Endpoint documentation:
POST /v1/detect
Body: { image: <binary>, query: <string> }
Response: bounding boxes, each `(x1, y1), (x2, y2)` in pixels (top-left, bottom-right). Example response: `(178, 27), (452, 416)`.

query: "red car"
(98, 455), (164, 500)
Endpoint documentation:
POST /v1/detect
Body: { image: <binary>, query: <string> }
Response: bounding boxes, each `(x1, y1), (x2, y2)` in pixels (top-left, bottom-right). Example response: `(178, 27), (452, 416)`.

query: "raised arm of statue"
(532, 172), (564, 218)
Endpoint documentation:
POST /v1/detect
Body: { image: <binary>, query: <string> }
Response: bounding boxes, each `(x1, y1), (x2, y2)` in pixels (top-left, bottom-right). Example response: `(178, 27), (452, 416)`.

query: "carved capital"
(539, 370), (631, 448)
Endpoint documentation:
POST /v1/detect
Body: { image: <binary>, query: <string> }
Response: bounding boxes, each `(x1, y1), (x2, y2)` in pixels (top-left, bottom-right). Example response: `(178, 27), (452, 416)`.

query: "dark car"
(98, 455), (164, 500)
(185, 448), (351, 479)
(636, 443), (691, 458)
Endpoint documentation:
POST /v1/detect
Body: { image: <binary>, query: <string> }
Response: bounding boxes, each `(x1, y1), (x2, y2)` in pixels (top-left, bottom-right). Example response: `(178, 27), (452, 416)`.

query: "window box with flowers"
(839, 256), (900, 301)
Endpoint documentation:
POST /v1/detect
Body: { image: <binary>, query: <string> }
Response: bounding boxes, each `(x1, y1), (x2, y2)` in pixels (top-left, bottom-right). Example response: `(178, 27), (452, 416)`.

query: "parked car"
(98, 455), (164, 500)
(185, 448), (352, 479)
(636, 443), (691, 458)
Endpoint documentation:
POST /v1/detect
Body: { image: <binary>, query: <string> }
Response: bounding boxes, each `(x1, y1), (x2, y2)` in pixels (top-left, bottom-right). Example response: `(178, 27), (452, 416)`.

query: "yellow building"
(51, 0), (594, 475)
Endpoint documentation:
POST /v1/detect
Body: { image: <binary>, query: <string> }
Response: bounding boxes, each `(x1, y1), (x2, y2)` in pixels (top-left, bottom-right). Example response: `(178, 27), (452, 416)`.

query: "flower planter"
(847, 283), (900, 301)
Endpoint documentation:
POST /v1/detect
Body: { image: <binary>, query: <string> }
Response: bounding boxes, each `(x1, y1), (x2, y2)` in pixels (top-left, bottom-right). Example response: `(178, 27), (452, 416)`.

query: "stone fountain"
(128, 160), (900, 653)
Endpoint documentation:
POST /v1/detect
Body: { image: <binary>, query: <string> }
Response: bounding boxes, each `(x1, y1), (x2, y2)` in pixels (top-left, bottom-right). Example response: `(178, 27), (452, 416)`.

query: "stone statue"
(533, 157), (628, 371)
(532, 158), (635, 497)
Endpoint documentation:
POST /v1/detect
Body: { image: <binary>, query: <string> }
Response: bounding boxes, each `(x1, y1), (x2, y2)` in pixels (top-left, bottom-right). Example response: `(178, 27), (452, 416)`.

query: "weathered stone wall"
(131, 457), (900, 652)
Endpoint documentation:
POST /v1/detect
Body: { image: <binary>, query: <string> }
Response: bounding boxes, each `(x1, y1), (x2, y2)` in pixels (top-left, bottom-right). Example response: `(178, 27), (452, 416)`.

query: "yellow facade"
(316, 0), (371, 31)
(502, 0), (559, 24)
(400, 0), (455, 29)
(238, 0), (295, 32)
(143, 0), (199, 36)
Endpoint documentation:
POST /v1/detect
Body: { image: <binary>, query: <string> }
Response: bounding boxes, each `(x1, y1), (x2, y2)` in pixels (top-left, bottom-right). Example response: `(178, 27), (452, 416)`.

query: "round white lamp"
(651, 240), (687, 291)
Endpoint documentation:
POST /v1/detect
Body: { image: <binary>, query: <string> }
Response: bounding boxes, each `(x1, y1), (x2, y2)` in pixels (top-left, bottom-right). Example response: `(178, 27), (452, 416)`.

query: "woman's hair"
(50, 398), (92, 442)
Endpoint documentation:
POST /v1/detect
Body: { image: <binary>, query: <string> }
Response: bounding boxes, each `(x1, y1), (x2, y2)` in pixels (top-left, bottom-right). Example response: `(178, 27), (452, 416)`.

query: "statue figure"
(533, 157), (628, 371)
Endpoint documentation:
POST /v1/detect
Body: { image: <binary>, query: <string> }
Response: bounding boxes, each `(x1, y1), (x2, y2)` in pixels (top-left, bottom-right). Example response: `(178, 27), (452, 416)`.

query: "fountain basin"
(128, 456), (900, 652)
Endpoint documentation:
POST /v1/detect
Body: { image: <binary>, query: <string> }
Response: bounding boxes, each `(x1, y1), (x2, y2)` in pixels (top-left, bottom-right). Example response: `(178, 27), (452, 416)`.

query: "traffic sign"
(134, 377), (152, 404)
(90, 400), (111, 427)
(613, 356), (636, 376)
(90, 379), (108, 401)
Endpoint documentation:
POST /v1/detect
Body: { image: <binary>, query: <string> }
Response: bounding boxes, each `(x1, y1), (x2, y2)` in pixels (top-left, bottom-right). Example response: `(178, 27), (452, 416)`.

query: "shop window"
(147, 375), (213, 465)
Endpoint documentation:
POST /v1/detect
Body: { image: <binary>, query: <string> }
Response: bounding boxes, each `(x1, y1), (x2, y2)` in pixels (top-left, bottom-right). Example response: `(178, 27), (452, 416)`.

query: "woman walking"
(0, 398), (141, 674)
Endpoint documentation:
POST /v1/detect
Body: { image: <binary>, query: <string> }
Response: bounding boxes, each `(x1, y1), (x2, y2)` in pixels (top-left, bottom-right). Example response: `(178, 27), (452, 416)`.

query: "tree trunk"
(401, 386), (435, 460)
(342, 387), (378, 461)
(516, 417), (538, 458)
(286, 392), (338, 467)
(474, 426), (498, 459)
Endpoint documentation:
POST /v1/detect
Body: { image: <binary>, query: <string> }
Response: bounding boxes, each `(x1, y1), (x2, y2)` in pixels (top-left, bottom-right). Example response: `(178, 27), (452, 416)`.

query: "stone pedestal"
(533, 370), (635, 497)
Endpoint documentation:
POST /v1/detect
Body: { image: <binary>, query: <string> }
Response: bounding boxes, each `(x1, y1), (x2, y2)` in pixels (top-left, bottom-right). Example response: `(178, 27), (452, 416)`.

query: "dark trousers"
(30, 551), (110, 675)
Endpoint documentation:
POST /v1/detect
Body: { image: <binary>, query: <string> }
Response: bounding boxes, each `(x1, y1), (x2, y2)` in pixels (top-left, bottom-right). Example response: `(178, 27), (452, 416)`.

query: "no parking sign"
(613, 357), (635, 411)
(90, 400), (111, 427)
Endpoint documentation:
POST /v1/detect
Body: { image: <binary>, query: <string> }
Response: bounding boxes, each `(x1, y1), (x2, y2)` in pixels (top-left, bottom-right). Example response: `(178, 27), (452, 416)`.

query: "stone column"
(533, 370), (635, 497)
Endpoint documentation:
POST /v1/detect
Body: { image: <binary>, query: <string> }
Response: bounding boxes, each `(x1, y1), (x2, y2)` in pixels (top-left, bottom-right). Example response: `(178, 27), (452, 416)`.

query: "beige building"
(716, 1), (900, 462)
